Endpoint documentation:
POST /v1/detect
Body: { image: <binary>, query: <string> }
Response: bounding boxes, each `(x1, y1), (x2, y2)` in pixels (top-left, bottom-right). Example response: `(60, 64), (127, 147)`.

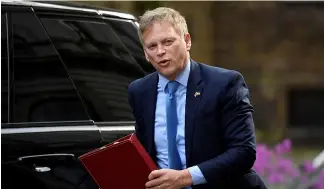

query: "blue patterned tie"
(166, 81), (182, 170)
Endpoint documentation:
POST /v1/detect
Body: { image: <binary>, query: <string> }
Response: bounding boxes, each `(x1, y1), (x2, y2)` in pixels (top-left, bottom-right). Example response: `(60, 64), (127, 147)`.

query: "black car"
(1, 1), (153, 188)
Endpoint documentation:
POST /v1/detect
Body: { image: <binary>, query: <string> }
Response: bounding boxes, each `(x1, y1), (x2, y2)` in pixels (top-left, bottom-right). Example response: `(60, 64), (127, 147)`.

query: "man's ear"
(184, 33), (191, 51)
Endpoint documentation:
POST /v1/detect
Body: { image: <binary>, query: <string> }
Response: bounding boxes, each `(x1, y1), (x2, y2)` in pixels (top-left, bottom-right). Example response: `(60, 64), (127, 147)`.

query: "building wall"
(82, 1), (324, 144)
(205, 2), (324, 144)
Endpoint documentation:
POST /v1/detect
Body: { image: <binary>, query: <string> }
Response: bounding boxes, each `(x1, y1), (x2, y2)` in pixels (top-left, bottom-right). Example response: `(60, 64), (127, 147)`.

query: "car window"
(40, 17), (146, 122)
(2, 12), (9, 123)
(106, 18), (155, 74)
(11, 11), (89, 122)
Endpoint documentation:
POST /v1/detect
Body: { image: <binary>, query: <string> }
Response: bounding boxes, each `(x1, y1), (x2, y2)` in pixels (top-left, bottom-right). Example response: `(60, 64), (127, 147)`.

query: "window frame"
(1, 10), (10, 123)
(1, 6), (23, 123)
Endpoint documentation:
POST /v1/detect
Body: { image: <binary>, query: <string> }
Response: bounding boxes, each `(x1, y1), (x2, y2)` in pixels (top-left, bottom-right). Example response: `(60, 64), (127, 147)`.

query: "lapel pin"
(194, 92), (200, 97)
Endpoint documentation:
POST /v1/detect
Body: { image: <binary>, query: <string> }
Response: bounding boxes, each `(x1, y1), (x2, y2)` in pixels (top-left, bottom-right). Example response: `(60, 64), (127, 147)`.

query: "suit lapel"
(144, 73), (158, 157)
(185, 60), (203, 166)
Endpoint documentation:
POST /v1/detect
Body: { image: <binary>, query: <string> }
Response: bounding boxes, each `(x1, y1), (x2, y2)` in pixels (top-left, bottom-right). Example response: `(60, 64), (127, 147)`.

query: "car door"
(1, 5), (101, 189)
(35, 11), (149, 144)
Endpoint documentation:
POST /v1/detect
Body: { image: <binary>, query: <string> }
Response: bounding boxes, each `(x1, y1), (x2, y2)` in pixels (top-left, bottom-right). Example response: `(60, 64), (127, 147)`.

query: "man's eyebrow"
(164, 37), (176, 40)
(161, 37), (176, 42)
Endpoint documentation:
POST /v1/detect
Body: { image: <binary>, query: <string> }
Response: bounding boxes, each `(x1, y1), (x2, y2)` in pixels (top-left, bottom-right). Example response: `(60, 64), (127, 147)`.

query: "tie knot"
(167, 81), (179, 95)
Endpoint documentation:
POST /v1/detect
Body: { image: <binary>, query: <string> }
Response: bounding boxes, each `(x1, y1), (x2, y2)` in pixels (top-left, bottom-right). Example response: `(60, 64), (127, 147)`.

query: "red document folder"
(79, 133), (158, 189)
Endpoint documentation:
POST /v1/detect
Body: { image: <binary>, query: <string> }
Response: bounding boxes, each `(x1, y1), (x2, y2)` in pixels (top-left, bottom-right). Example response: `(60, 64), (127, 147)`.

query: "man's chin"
(159, 71), (177, 80)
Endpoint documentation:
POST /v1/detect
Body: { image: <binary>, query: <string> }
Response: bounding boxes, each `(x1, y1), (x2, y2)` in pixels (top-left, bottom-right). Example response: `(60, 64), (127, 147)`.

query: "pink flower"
(319, 170), (324, 180)
(267, 173), (285, 184)
(312, 180), (324, 189)
(274, 138), (292, 155)
(277, 157), (297, 176)
(254, 144), (273, 175)
(253, 139), (322, 188)
(302, 160), (315, 173)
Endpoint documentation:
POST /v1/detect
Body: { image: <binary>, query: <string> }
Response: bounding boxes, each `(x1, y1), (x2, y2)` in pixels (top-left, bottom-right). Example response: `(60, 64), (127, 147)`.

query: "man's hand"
(145, 169), (193, 189)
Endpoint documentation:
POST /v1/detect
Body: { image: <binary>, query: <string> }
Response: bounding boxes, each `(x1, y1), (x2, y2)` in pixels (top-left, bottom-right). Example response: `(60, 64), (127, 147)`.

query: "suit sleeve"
(197, 71), (256, 186)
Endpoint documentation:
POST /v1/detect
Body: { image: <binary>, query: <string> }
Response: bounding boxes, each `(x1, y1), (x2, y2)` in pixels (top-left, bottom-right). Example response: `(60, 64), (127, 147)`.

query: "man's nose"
(156, 45), (166, 56)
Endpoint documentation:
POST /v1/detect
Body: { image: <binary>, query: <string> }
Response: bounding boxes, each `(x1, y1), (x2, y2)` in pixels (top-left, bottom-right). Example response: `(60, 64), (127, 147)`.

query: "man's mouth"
(158, 59), (170, 67)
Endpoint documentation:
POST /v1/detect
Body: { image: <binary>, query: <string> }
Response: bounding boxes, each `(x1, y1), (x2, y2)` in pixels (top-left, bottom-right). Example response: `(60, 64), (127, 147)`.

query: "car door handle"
(18, 153), (75, 161)
(18, 154), (75, 173)
(34, 166), (51, 172)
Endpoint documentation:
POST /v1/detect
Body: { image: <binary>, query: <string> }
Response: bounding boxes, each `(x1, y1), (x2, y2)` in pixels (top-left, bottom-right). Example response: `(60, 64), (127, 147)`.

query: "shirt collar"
(158, 59), (191, 91)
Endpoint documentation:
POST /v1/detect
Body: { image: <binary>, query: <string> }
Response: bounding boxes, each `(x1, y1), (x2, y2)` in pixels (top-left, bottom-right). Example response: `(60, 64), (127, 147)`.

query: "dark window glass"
(40, 17), (146, 122)
(2, 13), (9, 123)
(12, 12), (89, 122)
(107, 19), (155, 73)
(288, 88), (324, 127)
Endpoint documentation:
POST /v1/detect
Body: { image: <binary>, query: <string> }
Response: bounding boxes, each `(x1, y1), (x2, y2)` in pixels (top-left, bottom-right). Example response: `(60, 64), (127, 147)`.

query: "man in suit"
(128, 7), (267, 189)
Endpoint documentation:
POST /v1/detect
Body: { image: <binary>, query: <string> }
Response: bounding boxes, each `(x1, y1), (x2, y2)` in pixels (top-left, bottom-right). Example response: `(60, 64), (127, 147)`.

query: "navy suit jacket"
(128, 60), (267, 189)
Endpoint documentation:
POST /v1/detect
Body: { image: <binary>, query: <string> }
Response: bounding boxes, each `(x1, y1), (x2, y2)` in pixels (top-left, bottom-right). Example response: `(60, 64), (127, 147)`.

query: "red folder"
(79, 133), (158, 189)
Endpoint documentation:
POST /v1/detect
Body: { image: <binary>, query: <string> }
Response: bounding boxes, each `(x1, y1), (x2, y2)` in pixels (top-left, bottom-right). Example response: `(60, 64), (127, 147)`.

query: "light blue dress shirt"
(154, 60), (207, 187)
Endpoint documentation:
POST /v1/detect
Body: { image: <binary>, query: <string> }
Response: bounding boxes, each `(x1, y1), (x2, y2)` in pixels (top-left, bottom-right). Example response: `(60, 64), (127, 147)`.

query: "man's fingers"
(148, 170), (158, 180)
(146, 169), (170, 188)
(145, 178), (162, 188)
(148, 169), (166, 180)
